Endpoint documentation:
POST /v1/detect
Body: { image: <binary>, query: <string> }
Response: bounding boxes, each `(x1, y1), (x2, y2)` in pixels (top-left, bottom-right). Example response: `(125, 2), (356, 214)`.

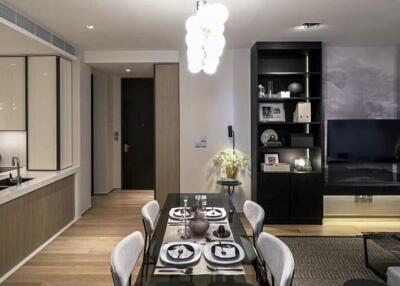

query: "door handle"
(124, 144), (132, 153)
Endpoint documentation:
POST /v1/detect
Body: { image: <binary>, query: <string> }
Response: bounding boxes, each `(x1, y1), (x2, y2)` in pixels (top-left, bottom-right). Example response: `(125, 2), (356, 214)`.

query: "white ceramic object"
(203, 241), (245, 265)
(169, 207), (194, 220)
(261, 129), (278, 145)
(204, 207), (227, 221)
(160, 242), (201, 266)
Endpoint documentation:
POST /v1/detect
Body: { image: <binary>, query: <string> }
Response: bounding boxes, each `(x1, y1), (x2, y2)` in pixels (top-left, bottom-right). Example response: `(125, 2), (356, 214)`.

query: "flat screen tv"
(327, 119), (400, 163)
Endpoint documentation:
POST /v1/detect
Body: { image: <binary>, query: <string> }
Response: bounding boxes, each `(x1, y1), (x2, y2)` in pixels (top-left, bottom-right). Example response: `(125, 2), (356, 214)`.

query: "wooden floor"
(3, 190), (400, 285)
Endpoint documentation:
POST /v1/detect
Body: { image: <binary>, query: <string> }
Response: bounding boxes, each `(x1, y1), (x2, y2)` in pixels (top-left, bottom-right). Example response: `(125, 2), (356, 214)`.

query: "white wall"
(93, 69), (114, 194)
(179, 49), (234, 195)
(112, 76), (122, 188)
(77, 58), (92, 214)
(179, 49), (252, 210)
(232, 49), (251, 210)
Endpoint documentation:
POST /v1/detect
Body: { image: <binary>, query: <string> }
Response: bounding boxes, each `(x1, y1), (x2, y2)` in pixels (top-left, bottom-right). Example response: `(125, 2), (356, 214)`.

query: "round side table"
(217, 179), (242, 197)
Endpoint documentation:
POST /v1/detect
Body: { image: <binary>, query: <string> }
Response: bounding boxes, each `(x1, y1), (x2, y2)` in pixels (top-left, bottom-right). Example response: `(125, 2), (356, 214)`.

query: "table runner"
(154, 216), (245, 276)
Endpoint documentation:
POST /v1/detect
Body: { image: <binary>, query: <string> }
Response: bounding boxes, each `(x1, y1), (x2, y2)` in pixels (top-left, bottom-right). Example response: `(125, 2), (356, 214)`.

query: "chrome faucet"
(11, 156), (22, 185)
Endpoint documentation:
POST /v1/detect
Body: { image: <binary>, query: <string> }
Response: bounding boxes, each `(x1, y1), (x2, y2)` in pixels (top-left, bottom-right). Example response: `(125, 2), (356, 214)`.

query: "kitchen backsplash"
(0, 132), (26, 167)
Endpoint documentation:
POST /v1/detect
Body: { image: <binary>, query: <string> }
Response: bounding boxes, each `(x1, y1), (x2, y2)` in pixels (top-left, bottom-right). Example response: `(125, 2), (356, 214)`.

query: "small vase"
(225, 165), (238, 179)
(188, 210), (209, 236)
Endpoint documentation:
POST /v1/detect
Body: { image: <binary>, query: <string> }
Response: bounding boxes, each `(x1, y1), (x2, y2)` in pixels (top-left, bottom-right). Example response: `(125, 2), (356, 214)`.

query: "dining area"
(110, 193), (295, 286)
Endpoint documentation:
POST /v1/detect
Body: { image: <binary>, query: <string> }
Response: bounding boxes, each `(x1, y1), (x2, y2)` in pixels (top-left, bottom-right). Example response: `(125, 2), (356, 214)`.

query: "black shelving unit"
(251, 42), (324, 224)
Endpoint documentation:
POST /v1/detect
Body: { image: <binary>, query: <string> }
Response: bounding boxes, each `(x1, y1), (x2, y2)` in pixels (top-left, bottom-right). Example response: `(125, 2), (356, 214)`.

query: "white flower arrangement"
(214, 149), (249, 169)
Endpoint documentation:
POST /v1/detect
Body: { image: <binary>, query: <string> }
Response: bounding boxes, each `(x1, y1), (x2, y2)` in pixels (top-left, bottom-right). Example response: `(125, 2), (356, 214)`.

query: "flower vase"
(225, 165), (238, 180)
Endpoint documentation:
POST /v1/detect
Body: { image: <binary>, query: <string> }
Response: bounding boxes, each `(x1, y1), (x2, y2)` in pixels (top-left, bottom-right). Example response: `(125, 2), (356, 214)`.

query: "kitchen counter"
(0, 166), (79, 205)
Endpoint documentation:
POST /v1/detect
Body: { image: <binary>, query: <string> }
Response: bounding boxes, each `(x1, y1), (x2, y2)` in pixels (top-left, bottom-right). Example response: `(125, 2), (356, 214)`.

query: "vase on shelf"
(225, 165), (238, 180)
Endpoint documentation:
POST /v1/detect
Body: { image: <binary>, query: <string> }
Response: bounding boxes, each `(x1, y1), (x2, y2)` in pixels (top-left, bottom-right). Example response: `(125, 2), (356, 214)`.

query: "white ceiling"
(0, 22), (54, 55)
(3, 0), (400, 50)
(91, 63), (154, 78)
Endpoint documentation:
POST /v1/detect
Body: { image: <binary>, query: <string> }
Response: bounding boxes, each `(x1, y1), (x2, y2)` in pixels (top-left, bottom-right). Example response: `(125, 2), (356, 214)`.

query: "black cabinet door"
(258, 173), (291, 223)
(291, 173), (323, 223)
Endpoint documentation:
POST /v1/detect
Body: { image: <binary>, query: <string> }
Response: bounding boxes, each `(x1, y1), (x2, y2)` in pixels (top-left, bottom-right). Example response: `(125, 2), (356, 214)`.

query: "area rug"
(278, 236), (399, 286)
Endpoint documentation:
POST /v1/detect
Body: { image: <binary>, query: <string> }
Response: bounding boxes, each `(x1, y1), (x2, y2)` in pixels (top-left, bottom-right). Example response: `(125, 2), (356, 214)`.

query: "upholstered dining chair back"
(257, 232), (295, 286)
(243, 200), (265, 238)
(141, 200), (160, 236)
(111, 231), (144, 286)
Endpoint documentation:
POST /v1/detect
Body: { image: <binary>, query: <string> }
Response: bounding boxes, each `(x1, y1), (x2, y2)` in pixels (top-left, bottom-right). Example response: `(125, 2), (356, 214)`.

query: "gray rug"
(279, 236), (399, 286)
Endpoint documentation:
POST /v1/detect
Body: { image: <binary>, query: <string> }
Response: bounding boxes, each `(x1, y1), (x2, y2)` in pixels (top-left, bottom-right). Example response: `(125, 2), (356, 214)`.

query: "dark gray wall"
(324, 46), (398, 120)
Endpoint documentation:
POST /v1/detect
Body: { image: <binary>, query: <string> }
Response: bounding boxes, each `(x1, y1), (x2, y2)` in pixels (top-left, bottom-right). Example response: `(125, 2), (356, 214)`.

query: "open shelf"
(258, 146), (321, 151)
(258, 121), (321, 125)
(258, 97), (321, 102)
(251, 42), (323, 225)
(258, 72), (321, 76)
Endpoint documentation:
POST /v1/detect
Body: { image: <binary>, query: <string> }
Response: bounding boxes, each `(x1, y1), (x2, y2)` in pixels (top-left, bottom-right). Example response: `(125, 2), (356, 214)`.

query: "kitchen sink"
(0, 167), (16, 173)
(0, 177), (33, 188)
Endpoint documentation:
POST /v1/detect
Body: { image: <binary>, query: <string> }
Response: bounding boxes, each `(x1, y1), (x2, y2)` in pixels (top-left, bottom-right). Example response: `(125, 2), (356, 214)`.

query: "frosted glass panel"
(28, 56), (57, 170)
(59, 58), (72, 169)
(0, 57), (25, 131)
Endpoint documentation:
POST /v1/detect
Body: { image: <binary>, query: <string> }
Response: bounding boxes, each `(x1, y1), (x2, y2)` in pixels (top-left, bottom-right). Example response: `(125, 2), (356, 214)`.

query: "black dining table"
(134, 193), (267, 286)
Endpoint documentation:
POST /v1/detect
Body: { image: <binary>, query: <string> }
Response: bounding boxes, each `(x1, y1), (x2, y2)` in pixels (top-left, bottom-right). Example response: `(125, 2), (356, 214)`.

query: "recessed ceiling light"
(302, 22), (321, 29)
(86, 25), (95, 30)
(125, 68), (131, 72)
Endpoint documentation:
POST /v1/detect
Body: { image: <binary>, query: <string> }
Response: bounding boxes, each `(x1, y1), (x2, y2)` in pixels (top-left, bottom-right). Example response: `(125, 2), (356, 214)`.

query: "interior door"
(121, 78), (155, 190)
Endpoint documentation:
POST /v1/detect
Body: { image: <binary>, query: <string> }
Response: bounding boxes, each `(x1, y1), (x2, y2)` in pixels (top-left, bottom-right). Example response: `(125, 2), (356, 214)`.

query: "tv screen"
(328, 120), (400, 163)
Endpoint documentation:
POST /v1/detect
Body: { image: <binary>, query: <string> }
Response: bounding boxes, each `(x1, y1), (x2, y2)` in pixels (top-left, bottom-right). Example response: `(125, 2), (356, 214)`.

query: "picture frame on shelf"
(259, 103), (285, 122)
(265, 153), (279, 164)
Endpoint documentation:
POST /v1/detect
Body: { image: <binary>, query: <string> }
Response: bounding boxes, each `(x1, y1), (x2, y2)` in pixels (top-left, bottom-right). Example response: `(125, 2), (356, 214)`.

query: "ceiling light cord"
(196, 0), (207, 11)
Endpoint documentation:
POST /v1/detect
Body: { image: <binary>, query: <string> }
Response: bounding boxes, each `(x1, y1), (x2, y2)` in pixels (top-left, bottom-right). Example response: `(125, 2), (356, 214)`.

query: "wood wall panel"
(0, 176), (74, 277)
(155, 64), (180, 207)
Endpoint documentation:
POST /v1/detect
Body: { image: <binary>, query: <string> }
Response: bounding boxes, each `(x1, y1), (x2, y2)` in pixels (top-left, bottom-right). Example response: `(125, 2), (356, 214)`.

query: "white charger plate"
(169, 207), (193, 220)
(205, 207), (227, 221)
(160, 242), (201, 266)
(203, 241), (245, 265)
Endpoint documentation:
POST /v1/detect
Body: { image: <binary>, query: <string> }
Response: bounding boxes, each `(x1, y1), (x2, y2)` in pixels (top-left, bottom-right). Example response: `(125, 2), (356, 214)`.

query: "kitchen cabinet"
(27, 56), (72, 170)
(0, 57), (25, 130)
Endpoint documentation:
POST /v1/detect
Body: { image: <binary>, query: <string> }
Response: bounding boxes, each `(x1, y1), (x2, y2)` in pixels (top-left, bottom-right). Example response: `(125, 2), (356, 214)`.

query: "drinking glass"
(201, 195), (207, 211)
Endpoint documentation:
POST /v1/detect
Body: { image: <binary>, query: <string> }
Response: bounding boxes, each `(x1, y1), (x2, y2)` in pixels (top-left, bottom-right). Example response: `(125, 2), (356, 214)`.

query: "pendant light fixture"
(185, 0), (229, 74)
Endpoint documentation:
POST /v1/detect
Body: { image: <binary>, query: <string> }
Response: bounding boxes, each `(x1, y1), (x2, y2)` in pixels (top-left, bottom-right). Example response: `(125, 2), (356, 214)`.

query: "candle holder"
(180, 196), (191, 240)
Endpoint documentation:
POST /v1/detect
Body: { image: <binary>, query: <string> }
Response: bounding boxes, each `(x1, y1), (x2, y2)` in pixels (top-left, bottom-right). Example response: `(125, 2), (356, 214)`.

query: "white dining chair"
(257, 232), (295, 286)
(111, 231), (144, 286)
(243, 200), (265, 246)
(141, 200), (160, 264)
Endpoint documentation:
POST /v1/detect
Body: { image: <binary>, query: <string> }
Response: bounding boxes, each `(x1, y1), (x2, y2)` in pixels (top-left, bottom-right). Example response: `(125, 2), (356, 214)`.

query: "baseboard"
(0, 217), (78, 283)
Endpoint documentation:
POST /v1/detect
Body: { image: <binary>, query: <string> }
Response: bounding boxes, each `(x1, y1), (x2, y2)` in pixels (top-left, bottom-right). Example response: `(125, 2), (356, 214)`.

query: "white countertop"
(0, 166), (79, 205)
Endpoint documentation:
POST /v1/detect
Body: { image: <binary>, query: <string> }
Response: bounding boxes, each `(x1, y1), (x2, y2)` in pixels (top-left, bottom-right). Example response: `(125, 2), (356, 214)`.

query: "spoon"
(158, 267), (193, 275)
(207, 265), (243, 272)
(219, 241), (226, 256)
(176, 247), (184, 260)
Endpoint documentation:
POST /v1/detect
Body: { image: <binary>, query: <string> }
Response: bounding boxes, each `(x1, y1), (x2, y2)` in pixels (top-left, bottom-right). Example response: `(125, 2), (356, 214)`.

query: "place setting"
(154, 195), (245, 276)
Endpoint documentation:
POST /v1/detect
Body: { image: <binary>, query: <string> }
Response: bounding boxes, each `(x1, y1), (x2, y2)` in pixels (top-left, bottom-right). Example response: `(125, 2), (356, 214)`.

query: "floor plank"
(3, 189), (400, 285)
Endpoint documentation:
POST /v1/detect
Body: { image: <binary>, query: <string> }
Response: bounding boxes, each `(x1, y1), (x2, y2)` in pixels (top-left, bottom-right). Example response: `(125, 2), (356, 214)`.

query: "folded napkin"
(173, 208), (190, 217)
(206, 208), (222, 218)
(214, 245), (237, 259)
(167, 245), (194, 260)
